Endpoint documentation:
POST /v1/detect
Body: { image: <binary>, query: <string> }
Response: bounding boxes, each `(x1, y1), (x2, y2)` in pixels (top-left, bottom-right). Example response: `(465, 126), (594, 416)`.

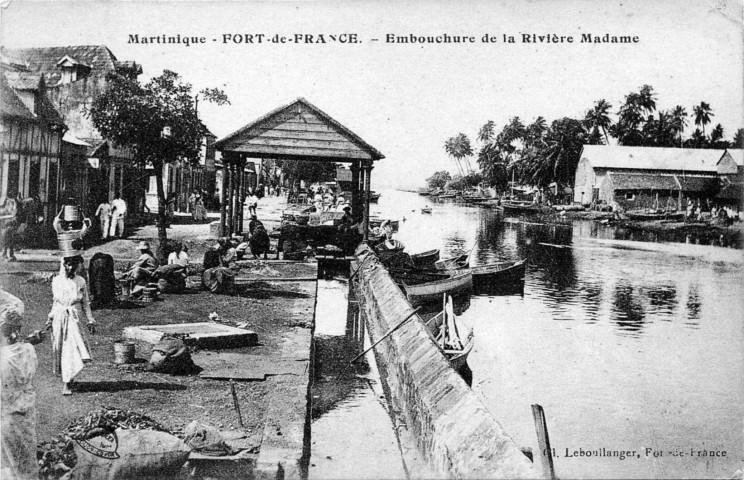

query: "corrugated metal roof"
(581, 145), (727, 173)
(608, 173), (679, 190)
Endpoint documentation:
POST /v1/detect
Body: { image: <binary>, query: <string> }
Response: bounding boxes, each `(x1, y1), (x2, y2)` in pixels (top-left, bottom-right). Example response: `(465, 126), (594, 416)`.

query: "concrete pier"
(351, 245), (541, 479)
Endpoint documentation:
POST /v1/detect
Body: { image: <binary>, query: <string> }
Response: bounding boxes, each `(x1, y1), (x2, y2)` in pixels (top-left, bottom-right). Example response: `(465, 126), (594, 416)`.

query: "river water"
(370, 189), (743, 479)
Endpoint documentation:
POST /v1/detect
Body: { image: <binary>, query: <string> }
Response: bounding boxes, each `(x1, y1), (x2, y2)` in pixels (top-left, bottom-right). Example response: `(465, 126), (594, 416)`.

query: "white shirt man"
(110, 196), (127, 238)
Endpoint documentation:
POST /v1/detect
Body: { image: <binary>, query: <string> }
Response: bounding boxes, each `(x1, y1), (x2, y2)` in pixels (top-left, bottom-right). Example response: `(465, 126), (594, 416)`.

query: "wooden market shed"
(213, 98), (384, 237)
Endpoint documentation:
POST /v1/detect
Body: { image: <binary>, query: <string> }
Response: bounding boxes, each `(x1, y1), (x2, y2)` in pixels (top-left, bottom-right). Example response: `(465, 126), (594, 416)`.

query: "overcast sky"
(2, 0), (742, 188)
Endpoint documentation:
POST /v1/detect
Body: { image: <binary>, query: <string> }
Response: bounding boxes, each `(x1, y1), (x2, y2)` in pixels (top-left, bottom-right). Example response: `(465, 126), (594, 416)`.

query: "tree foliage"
(444, 133), (474, 175)
(276, 159), (336, 187)
(427, 85), (741, 195)
(426, 170), (452, 189)
(87, 70), (228, 256)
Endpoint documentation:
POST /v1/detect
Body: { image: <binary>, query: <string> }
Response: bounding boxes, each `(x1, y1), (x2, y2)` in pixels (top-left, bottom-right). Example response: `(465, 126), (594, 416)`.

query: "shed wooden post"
(220, 157), (228, 236)
(351, 161), (362, 223)
(363, 162), (372, 241)
(227, 162), (234, 236)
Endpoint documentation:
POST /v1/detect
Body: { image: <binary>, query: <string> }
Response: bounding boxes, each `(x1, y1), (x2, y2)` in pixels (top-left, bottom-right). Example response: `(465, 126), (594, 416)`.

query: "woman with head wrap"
(46, 255), (96, 395)
(1, 289), (41, 479)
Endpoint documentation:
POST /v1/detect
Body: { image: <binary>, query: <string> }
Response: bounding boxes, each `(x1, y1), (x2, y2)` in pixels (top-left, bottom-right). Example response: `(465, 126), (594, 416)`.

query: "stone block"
(124, 322), (257, 349)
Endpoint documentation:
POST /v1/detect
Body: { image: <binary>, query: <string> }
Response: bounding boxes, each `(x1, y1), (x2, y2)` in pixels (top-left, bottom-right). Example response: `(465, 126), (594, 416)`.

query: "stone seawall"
(352, 247), (540, 479)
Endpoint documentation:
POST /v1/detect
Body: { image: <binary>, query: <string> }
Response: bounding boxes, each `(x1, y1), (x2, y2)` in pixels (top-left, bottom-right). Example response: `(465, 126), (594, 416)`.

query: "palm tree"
(637, 85), (657, 115)
(585, 99), (613, 144)
(444, 133), (474, 175)
(477, 121), (495, 144)
(693, 102), (714, 137)
(670, 106), (688, 146)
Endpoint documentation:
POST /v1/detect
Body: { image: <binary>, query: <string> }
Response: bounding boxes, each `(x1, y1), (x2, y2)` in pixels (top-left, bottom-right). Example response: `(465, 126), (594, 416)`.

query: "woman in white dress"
(46, 255), (96, 395)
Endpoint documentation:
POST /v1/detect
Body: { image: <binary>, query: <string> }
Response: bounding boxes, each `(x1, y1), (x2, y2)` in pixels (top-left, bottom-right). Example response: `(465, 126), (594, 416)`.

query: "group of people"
(93, 193), (127, 240)
(686, 199), (739, 223)
(188, 190), (208, 222)
(311, 186), (347, 213)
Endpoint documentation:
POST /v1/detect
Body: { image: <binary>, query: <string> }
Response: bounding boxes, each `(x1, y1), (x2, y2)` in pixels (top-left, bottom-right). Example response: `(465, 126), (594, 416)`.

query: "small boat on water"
(421, 207), (432, 214)
(370, 192), (382, 203)
(424, 295), (474, 371)
(410, 249), (440, 269)
(370, 218), (399, 232)
(398, 270), (473, 306)
(501, 201), (542, 214)
(624, 211), (684, 221)
(445, 259), (527, 288)
(433, 253), (470, 271)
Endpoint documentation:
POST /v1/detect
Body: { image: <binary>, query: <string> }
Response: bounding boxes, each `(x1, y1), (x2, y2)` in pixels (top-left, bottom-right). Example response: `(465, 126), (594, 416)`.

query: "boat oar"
(334, 306), (421, 384)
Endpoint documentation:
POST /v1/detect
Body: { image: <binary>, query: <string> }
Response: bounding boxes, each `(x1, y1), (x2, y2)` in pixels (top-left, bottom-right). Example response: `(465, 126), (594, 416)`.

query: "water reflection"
(686, 284), (701, 323)
(372, 191), (743, 479)
(611, 283), (646, 336)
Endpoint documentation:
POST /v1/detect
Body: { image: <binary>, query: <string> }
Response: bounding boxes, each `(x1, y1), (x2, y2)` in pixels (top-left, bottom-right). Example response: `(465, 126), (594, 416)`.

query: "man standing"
(110, 193), (127, 238)
(94, 200), (112, 240)
(246, 191), (259, 217)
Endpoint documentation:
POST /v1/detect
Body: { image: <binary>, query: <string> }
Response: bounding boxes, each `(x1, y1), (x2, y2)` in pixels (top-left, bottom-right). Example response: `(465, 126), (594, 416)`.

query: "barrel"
(113, 340), (135, 364)
(62, 205), (81, 222)
(57, 232), (77, 252)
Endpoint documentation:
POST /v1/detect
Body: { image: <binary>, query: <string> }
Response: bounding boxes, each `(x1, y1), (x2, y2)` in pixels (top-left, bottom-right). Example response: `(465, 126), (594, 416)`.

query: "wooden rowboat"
(421, 207), (432, 214)
(410, 249), (440, 269)
(446, 259), (526, 289)
(433, 253), (469, 271)
(400, 270), (473, 306)
(424, 296), (474, 371)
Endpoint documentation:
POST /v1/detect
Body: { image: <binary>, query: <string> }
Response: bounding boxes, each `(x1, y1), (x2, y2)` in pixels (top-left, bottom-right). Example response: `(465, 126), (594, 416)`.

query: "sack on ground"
(183, 421), (236, 457)
(146, 336), (201, 375)
(71, 428), (190, 480)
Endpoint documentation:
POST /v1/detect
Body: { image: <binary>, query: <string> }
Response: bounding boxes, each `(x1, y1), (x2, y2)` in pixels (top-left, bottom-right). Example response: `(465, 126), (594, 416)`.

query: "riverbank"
(0, 195), (316, 479)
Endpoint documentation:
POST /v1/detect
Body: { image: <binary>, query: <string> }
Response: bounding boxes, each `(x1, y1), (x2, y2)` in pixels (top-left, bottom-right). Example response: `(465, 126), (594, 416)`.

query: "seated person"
(167, 242), (190, 267)
(250, 224), (271, 259)
(201, 238), (237, 294)
(248, 215), (264, 237)
(337, 206), (362, 255)
(125, 241), (159, 294)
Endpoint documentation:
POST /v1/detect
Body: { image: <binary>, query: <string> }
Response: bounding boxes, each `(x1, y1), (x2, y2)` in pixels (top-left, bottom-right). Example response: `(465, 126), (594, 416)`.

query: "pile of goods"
(38, 407), (180, 480)
(63, 407), (172, 440)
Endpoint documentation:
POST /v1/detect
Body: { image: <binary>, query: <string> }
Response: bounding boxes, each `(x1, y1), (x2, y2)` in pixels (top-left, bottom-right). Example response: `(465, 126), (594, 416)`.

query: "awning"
(63, 131), (92, 147)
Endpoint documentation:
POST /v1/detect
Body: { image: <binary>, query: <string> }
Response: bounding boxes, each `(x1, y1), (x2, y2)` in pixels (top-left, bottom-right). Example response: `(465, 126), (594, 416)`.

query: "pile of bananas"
(63, 406), (171, 440)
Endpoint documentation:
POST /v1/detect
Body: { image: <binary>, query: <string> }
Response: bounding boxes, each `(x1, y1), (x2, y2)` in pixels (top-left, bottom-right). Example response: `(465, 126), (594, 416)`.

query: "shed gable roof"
(214, 98), (384, 162)
(581, 145), (728, 173)
(725, 149), (744, 167)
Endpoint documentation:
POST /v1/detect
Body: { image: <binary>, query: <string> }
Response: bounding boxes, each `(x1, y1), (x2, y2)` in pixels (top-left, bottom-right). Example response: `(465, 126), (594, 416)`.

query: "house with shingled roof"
(574, 145), (743, 215)
(0, 68), (66, 232)
(3, 45), (145, 220)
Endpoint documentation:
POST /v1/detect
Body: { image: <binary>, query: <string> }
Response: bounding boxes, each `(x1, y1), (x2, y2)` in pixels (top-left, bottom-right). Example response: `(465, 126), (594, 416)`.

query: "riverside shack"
(213, 98), (384, 238)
